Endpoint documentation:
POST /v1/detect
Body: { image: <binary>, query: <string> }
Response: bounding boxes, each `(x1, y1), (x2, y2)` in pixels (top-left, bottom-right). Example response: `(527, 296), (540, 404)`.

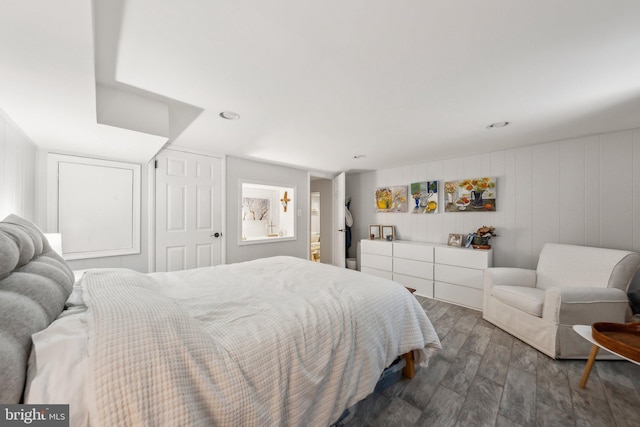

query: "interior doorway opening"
(310, 192), (320, 261)
(310, 177), (333, 264)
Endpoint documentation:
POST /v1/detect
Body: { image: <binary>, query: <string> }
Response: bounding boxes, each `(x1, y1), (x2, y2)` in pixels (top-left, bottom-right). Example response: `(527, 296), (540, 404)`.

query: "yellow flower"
(460, 177), (494, 193)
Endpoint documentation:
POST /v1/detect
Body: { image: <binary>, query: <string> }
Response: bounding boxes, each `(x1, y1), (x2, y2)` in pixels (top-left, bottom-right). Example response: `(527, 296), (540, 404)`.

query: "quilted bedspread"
(84, 256), (440, 426)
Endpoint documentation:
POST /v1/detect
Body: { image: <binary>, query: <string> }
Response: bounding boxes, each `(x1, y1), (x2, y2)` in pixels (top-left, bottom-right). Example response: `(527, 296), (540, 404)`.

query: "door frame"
(332, 172), (346, 268)
(148, 146), (226, 272)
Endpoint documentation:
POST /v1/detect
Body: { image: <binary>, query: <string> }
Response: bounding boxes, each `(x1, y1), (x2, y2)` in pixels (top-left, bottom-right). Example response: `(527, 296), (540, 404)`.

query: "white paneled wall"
(0, 110), (36, 221)
(347, 128), (640, 273)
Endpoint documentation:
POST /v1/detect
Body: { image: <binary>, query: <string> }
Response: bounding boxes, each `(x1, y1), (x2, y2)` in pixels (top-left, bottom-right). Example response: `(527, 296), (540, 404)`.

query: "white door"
(332, 172), (346, 267)
(155, 149), (223, 272)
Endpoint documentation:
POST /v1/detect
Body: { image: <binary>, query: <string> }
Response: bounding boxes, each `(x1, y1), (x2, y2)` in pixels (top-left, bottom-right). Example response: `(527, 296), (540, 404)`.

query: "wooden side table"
(572, 325), (640, 388)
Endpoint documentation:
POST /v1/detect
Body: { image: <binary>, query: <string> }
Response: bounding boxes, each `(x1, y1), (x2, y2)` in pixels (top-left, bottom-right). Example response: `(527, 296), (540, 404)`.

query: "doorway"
(310, 178), (332, 264)
(309, 173), (345, 266)
(310, 192), (320, 261)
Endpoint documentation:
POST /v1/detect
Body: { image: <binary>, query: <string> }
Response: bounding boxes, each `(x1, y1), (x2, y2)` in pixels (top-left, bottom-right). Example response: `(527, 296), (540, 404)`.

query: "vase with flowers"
(376, 188), (392, 210)
(445, 181), (457, 205)
(459, 178), (495, 209)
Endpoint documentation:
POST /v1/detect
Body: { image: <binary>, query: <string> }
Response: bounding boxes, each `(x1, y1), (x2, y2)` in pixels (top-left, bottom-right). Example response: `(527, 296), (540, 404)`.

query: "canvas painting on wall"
(242, 197), (270, 220)
(410, 181), (438, 214)
(444, 177), (496, 212)
(375, 186), (408, 213)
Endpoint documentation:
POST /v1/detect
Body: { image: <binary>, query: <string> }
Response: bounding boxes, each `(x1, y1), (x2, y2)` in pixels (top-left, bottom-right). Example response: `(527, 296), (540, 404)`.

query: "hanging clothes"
(345, 200), (353, 250)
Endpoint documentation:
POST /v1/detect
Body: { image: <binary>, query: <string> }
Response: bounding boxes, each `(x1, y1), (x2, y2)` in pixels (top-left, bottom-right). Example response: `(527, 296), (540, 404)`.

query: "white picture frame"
(381, 225), (395, 241)
(447, 233), (463, 247)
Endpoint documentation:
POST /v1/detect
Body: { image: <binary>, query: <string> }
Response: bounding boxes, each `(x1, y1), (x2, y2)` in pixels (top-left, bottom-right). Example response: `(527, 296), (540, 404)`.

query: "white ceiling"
(2, 1), (640, 174)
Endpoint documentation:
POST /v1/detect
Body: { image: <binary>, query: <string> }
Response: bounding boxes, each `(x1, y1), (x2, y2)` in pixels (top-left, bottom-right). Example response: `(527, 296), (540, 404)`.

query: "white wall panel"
(559, 138), (585, 245)
(599, 131), (634, 251)
(531, 142), (560, 256)
(3, 126), (19, 217)
(584, 135), (602, 248)
(500, 149), (518, 267)
(48, 155), (141, 260)
(514, 146), (534, 268)
(0, 110), (35, 221)
(487, 150), (506, 266)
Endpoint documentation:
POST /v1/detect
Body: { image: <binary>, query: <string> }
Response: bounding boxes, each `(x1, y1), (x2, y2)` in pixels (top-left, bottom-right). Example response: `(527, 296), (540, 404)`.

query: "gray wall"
(226, 156), (309, 264)
(347, 127), (640, 292)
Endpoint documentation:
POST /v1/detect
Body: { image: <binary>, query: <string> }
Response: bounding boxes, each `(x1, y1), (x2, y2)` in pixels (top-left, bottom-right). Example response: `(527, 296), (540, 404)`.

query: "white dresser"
(360, 239), (393, 280)
(433, 245), (492, 310)
(360, 239), (492, 310)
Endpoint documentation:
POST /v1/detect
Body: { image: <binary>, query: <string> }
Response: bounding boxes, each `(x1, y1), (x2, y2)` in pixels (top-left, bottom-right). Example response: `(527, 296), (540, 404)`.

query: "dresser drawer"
(393, 242), (434, 262)
(393, 258), (433, 279)
(361, 266), (393, 280)
(393, 274), (433, 298)
(435, 246), (491, 270)
(434, 282), (483, 310)
(361, 253), (392, 271)
(434, 264), (484, 289)
(361, 239), (393, 256)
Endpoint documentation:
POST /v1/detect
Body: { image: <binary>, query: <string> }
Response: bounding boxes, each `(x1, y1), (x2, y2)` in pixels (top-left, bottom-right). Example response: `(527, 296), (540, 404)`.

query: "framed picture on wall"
(444, 177), (496, 212)
(410, 181), (438, 214)
(375, 186), (408, 213)
(381, 225), (395, 241)
(369, 224), (381, 239)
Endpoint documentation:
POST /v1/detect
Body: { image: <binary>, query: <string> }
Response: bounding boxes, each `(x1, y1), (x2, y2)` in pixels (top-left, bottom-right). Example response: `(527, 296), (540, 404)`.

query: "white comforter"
(25, 256), (440, 426)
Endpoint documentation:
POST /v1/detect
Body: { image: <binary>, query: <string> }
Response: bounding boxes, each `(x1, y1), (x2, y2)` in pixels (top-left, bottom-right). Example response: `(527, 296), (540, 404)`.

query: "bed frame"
(402, 351), (416, 379)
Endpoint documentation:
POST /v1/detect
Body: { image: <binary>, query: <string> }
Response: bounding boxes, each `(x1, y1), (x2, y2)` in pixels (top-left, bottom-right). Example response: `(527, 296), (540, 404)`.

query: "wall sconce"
(280, 191), (291, 212)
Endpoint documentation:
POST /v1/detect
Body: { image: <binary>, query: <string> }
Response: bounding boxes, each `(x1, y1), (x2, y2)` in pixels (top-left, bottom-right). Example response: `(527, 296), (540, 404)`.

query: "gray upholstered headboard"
(0, 214), (73, 403)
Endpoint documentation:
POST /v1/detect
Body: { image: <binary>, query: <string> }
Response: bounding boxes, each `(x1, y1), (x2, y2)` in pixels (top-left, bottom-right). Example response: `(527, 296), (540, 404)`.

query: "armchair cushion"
(491, 286), (545, 317)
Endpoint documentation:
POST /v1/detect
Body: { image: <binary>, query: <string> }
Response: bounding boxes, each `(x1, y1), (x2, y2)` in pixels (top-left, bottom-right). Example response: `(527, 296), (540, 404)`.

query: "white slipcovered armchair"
(483, 243), (640, 359)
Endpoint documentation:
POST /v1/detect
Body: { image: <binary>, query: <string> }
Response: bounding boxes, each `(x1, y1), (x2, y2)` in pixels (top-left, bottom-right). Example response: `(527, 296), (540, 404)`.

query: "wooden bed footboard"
(402, 351), (415, 379)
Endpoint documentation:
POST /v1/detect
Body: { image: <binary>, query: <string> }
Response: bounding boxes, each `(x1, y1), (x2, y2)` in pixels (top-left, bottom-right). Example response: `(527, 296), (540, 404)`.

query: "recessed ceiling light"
(219, 111), (240, 120)
(486, 121), (509, 129)
(353, 154), (366, 159)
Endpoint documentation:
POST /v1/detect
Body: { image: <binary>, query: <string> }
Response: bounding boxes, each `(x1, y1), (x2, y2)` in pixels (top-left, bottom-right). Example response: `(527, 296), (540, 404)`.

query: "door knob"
(211, 232), (221, 238)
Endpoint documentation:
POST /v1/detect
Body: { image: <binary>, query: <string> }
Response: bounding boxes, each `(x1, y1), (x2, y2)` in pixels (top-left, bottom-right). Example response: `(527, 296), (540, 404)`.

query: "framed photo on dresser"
(447, 233), (463, 247)
(381, 225), (395, 241)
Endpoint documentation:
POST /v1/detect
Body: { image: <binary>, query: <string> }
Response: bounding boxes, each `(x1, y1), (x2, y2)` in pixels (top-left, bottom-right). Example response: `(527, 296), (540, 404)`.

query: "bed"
(1, 214), (441, 426)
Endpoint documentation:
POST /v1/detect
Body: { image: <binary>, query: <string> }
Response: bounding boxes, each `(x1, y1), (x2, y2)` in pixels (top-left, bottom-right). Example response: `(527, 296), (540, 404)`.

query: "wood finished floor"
(342, 296), (640, 427)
